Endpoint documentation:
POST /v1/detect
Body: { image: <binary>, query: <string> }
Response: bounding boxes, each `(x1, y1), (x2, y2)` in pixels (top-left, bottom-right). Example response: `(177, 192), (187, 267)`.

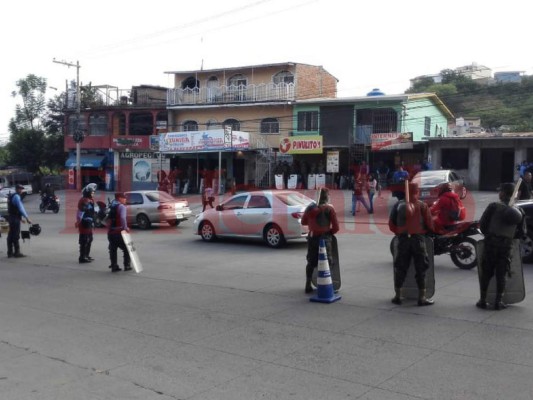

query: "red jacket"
(430, 191), (465, 230)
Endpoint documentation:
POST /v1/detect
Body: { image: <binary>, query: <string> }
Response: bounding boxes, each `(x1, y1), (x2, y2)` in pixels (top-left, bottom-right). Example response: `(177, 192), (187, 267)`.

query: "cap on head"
(16, 184), (25, 190)
(115, 192), (126, 200)
(498, 182), (515, 197)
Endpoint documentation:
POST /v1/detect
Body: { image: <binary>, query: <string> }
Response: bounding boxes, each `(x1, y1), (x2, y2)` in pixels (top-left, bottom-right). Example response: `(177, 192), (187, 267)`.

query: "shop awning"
(65, 155), (107, 168)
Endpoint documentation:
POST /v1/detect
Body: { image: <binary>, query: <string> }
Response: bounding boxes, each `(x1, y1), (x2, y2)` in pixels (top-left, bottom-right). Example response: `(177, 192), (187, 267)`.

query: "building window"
(273, 70), (294, 84)
(89, 114), (107, 136)
(260, 118), (279, 134)
(182, 76), (199, 89)
(223, 119), (240, 132)
(228, 74), (247, 87)
(371, 109), (397, 133)
(130, 112), (153, 135)
(183, 120), (198, 132)
(297, 111), (318, 131)
(424, 117), (431, 136)
(441, 148), (469, 169)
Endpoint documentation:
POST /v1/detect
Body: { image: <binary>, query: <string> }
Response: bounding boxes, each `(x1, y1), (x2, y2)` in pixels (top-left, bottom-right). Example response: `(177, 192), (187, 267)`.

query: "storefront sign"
(326, 151), (339, 173)
(371, 132), (413, 151)
(120, 152), (158, 159)
(160, 129), (250, 152)
(279, 135), (323, 154)
(111, 136), (149, 149)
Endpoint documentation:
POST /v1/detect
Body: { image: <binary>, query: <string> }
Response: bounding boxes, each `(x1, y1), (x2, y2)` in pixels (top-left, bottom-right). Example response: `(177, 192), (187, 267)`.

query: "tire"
(39, 203), (46, 213)
(520, 228), (533, 263)
(53, 204), (60, 214)
(450, 237), (477, 270)
(136, 214), (151, 230)
(200, 221), (216, 242)
(263, 224), (285, 248)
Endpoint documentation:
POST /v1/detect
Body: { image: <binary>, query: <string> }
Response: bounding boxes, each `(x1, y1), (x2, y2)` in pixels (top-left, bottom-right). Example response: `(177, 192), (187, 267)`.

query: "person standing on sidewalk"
(6, 184), (32, 258)
(477, 183), (526, 310)
(107, 193), (131, 273)
(76, 184), (96, 263)
(302, 188), (340, 293)
(389, 182), (435, 306)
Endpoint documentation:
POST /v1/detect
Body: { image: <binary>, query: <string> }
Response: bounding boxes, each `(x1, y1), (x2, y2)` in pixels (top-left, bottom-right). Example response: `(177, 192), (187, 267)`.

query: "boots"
(494, 293), (507, 310)
(391, 287), (403, 305)
(476, 291), (488, 309)
(417, 289), (434, 306)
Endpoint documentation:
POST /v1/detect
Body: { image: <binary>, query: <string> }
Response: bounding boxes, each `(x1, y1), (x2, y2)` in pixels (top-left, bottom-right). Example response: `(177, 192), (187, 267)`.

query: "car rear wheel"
(263, 224), (286, 248)
(136, 214), (151, 230)
(200, 221), (216, 242)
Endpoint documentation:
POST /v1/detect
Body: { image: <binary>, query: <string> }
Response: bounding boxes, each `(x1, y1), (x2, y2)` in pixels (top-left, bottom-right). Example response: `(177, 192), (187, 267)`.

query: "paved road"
(1, 190), (532, 399)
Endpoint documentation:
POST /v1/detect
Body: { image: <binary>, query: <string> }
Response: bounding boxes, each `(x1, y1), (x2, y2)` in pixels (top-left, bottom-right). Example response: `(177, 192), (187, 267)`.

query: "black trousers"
(78, 232), (93, 260)
(480, 235), (513, 295)
(393, 234), (429, 289)
(6, 215), (21, 256)
(108, 232), (131, 268)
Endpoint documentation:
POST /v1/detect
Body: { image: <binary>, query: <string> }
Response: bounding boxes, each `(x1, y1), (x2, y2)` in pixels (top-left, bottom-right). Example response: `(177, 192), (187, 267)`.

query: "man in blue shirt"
(7, 184), (32, 258)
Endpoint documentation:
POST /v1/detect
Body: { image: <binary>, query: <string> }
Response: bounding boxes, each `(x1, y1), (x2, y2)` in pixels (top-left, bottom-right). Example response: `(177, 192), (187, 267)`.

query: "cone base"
(310, 294), (341, 303)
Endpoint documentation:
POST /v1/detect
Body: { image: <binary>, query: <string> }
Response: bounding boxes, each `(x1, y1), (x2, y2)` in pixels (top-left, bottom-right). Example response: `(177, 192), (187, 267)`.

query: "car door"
(239, 194), (273, 237)
(125, 192), (144, 225)
(216, 194), (248, 236)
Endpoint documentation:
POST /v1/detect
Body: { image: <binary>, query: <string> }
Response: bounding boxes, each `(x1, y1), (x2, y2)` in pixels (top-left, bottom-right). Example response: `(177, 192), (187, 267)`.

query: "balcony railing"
(65, 87), (167, 110)
(167, 82), (295, 106)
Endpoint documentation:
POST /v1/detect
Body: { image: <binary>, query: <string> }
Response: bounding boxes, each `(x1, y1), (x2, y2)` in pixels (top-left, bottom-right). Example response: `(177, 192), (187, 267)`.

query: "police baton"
(509, 178), (522, 207)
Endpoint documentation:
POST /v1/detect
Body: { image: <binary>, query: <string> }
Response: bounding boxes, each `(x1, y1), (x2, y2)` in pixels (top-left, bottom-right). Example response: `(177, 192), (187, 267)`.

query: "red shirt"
(430, 191), (465, 230)
(302, 204), (339, 236)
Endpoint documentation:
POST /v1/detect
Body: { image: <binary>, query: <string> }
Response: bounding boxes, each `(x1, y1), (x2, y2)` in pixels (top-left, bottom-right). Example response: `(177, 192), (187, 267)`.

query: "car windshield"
(274, 192), (313, 206)
(413, 172), (447, 186)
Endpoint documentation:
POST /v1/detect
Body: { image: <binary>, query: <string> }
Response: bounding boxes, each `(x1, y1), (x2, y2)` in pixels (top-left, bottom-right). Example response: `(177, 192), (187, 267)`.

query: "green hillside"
(406, 70), (533, 132)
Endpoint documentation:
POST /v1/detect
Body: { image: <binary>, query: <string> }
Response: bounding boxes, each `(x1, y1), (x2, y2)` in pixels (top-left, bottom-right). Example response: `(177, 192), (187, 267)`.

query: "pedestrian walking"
(367, 173), (378, 213)
(352, 178), (371, 215)
(6, 184), (32, 258)
(476, 183), (526, 310)
(202, 186), (215, 212)
(76, 183), (96, 263)
(302, 188), (340, 293)
(107, 192), (131, 273)
(389, 182), (435, 306)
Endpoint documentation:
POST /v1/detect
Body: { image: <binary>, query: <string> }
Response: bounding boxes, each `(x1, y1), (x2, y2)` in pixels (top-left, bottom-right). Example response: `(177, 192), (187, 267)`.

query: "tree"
(7, 74), (66, 174)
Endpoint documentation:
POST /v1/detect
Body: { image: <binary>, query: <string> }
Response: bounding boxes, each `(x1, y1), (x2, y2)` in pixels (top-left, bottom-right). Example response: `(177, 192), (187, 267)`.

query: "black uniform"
(478, 199), (525, 309)
(77, 192), (95, 263)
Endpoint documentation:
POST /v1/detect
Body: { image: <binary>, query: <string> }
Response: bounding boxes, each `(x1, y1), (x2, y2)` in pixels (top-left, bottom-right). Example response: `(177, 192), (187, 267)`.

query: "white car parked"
(193, 190), (313, 248)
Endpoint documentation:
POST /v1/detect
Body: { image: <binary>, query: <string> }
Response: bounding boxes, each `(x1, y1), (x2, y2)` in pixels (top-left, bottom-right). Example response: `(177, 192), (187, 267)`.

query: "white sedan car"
(125, 190), (192, 229)
(193, 190), (313, 248)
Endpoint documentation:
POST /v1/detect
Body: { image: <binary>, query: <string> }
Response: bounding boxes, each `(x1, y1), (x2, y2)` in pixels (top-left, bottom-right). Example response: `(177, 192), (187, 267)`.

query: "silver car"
(125, 190), (192, 229)
(193, 190), (313, 248)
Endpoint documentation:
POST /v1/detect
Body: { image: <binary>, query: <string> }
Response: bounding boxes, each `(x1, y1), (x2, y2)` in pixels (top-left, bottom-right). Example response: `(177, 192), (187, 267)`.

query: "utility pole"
(53, 58), (82, 190)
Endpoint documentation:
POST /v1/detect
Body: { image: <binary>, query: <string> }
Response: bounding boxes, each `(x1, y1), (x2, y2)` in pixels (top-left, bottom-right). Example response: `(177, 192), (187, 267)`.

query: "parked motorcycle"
(390, 220), (481, 270)
(39, 194), (60, 214)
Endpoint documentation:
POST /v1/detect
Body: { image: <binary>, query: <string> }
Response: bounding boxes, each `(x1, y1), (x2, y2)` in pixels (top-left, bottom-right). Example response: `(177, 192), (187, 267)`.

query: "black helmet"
(29, 224), (41, 236)
(82, 183), (97, 197)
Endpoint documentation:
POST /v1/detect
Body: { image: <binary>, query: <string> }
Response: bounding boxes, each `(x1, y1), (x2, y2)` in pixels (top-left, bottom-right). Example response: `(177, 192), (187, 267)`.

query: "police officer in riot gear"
(477, 183), (526, 310)
(389, 182), (435, 306)
(6, 184), (32, 258)
(301, 187), (340, 294)
(76, 184), (97, 263)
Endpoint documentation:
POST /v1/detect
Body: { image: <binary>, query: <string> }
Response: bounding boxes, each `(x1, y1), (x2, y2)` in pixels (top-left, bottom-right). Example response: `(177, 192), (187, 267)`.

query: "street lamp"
(53, 58), (83, 190)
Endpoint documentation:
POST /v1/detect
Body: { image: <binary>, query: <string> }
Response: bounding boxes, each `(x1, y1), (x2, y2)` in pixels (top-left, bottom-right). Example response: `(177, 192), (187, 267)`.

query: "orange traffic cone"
(310, 239), (341, 303)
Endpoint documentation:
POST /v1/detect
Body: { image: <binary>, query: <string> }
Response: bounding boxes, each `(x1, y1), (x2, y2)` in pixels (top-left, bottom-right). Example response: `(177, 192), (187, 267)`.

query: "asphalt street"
(1, 190), (532, 399)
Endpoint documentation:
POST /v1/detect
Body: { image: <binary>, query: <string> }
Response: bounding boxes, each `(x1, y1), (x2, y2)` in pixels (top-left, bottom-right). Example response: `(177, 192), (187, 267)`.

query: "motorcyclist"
(430, 183), (465, 234)
(41, 183), (55, 207)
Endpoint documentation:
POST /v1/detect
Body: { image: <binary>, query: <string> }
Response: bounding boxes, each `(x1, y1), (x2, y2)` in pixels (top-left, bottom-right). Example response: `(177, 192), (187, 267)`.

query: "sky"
(1, 0), (532, 142)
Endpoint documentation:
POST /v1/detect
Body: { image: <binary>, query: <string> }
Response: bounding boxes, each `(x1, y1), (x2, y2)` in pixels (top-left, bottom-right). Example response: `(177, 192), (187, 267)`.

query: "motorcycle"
(39, 194), (60, 214)
(390, 220), (481, 270)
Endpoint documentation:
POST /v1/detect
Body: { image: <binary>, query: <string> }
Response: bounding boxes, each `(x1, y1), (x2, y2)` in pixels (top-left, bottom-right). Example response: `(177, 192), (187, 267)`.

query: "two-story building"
(63, 84), (168, 191)
(162, 62), (338, 192)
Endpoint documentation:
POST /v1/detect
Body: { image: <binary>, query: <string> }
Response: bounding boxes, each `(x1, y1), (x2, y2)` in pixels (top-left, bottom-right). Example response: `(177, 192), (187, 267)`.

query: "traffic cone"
(310, 239), (341, 303)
